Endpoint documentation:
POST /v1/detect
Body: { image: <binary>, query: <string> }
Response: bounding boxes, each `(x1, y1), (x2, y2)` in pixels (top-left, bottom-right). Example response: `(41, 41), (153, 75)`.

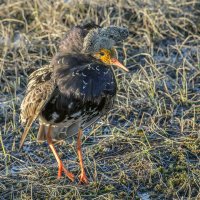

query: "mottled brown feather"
(20, 66), (55, 148)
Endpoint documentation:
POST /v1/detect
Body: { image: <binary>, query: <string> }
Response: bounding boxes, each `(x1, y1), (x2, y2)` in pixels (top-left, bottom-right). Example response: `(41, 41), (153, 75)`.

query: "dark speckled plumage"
(20, 23), (123, 142)
(39, 54), (117, 139)
(58, 23), (100, 54)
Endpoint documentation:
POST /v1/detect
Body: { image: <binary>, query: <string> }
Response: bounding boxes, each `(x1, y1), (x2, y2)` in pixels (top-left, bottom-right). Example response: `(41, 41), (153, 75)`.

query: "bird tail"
(19, 118), (34, 149)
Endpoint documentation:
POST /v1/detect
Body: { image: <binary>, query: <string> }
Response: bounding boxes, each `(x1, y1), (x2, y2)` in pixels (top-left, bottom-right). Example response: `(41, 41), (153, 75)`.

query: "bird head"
(92, 48), (129, 72)
(82, 26), (129, 72)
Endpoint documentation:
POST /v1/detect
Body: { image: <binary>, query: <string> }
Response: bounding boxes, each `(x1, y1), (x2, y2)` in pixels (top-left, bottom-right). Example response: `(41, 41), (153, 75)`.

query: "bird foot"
(79, 171), (89, 184)
(57, 162), (75, 182)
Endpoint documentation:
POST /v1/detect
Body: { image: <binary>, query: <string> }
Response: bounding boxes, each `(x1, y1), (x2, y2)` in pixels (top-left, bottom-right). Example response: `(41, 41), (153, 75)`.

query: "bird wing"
(20, 65), (55, 149)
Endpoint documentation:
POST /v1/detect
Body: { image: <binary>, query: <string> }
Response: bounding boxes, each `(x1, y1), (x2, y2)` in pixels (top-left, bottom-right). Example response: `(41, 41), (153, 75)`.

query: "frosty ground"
(0, 0), (200, 199)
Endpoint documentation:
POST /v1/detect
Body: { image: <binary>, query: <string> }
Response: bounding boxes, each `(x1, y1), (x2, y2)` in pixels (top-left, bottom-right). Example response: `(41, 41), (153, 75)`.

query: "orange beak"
(111, 58), (129, 72)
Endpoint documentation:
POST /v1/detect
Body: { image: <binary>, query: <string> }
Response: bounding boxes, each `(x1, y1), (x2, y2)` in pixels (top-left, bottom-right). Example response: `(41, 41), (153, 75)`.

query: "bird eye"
(99, 52), (105, 56)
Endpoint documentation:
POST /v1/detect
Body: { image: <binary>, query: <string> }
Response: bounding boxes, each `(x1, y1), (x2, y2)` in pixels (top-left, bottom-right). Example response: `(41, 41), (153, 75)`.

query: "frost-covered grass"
(0, 0), (200, 199)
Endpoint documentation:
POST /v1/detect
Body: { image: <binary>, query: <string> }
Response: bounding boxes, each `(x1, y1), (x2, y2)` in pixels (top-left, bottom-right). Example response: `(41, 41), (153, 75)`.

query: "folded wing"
(20, 66), (55, 149)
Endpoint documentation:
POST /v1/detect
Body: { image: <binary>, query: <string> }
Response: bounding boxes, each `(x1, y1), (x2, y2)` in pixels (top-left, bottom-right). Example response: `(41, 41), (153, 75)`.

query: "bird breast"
(40, 59), (117, 128)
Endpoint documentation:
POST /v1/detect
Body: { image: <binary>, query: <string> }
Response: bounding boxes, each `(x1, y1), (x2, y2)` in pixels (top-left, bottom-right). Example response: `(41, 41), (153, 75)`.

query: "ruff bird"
(20, 24), (129, 184)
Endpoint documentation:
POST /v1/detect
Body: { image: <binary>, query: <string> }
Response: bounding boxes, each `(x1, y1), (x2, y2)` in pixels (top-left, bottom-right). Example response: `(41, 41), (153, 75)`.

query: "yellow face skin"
(93, 48), (117, 65)
(93, 48), (129, 72)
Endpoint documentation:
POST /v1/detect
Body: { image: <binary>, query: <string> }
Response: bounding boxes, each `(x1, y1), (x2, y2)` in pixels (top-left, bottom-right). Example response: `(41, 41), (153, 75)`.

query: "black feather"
(41, 54), (117, 125)
(58, 23), (99, 54)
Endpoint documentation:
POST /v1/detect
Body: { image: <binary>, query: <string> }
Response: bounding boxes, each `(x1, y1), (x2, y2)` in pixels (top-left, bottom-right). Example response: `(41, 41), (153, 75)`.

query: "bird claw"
(79, 172), (89, 184)
(57, 162), (75, 182)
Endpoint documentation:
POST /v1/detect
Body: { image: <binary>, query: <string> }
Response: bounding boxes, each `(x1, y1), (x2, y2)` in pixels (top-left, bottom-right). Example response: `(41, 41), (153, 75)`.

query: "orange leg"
(46, 126), (74, 181)
(77, 129), (89, 184)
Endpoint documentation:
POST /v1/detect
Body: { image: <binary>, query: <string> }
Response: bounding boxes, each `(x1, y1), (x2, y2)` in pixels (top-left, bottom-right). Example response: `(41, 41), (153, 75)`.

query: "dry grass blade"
(0, 0), (200, 199)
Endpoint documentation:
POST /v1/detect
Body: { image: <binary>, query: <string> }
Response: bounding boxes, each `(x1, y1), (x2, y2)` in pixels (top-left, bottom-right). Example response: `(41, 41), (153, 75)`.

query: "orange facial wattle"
(94, 48), (129, 72)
